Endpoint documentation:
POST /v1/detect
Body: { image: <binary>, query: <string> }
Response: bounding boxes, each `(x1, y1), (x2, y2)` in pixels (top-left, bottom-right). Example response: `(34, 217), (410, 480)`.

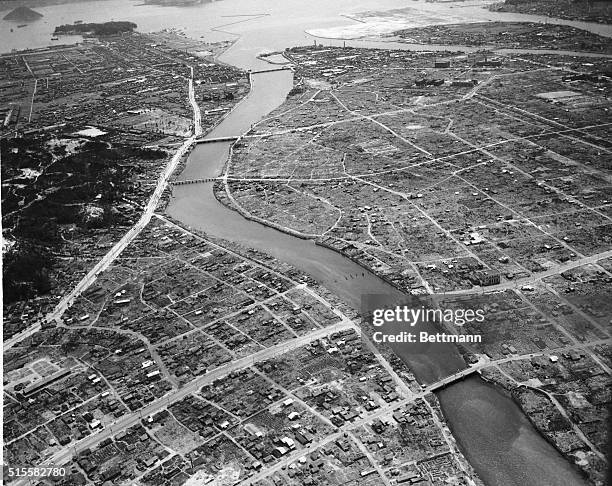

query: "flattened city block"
(2, 3), (611, 486)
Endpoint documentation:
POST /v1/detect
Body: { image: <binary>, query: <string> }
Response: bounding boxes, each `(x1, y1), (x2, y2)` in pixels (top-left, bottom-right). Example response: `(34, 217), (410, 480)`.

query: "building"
(451, 79), (478, 88)
(475, 58), (502, 67)
(23, 368), (71, 395)
(473, 270), (501, 286)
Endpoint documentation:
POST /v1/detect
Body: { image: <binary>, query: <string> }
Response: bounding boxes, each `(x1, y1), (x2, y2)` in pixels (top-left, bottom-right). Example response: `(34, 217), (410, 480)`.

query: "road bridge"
(250, 67), (292, 74)
(426, 367), (480, 392)
(195, 136), (239, 144)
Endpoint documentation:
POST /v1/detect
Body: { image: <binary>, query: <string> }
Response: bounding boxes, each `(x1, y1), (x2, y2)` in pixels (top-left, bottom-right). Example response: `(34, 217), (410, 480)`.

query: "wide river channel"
(4, 0), (610, 484)
(169, 62), (589, 486)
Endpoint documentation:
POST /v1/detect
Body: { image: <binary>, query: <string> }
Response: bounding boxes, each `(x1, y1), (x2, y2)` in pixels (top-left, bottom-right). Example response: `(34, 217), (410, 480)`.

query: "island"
(53, 21), (137, 36)
(3, 6), (44, 21)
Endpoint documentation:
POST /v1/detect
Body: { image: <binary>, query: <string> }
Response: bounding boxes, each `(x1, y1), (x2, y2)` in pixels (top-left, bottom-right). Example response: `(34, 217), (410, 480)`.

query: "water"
(168, 73), (588, 486)
(438, 376), (590, 486)
(3, 1), (599, 484)
(2, 0), (611, 55)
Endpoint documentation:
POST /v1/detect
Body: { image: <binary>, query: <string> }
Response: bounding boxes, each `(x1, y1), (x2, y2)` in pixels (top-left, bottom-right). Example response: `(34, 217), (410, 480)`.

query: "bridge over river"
(426, 366), (481, 392)
(194, 136), (240, 144)
(249, 67), (293, 74)
(171, 177), (219, 186)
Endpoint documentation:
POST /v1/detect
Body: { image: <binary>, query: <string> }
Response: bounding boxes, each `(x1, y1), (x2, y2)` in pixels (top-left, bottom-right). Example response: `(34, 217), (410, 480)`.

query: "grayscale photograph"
(1, 0), (611, 485)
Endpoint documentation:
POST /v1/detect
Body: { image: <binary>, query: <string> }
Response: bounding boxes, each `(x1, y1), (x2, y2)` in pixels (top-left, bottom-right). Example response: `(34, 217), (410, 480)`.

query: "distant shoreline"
(0, 0), (111, 11)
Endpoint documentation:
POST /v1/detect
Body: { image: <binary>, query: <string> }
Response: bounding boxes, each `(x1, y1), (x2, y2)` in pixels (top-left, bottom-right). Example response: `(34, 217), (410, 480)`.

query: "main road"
(32, 306), (609, 477)
(4, 67), (203, 353)
(37, 319), (355, 469)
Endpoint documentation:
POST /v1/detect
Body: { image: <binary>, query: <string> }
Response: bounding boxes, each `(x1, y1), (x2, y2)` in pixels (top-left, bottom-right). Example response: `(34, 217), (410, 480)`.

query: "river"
(168, 71), (589, 486)
(3, 0), (605, 484)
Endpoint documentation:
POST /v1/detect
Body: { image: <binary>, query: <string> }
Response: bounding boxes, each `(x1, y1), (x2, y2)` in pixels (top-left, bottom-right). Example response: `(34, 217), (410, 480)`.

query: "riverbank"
(166, 34), (607, 484)
(477, 370), (599, 484)
(159, 210), (363, 322)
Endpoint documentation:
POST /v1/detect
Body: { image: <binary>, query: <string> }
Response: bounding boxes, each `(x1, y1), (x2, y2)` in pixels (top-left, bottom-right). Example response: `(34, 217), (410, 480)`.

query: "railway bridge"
(171, 178), (219, 186)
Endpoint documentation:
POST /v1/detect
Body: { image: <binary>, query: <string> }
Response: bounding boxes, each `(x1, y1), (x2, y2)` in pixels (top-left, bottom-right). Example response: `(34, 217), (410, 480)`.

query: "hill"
(54, 21), (137, 35)
(3, 6), (43, 21)
(0, 0), (105, 7)
(490, 0), (612, 24)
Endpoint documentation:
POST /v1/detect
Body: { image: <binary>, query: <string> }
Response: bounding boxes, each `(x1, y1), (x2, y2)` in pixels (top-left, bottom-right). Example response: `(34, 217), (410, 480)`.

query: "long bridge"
(250, 67), (292, 75)
(426, 366), (481, 392)
(171, 177), (219, 186)
(194, 136), (240, 144)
